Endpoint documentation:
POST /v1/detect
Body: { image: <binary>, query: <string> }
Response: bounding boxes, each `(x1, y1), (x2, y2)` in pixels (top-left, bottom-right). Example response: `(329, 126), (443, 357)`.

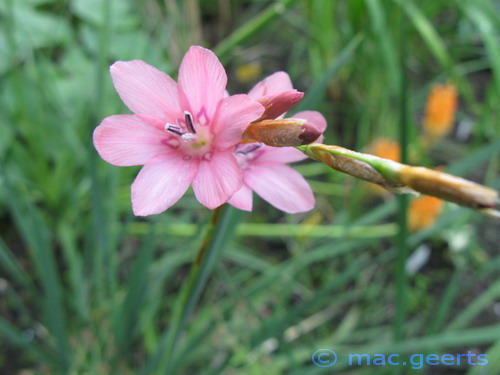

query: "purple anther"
(184, 111), (196, 134)
(165, 124), (183, 136)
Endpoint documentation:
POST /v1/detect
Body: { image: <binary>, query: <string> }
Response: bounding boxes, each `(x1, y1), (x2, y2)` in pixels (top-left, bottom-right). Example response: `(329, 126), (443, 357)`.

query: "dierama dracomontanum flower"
(94, 46), (265, 215)
(93, 46), (326, 215)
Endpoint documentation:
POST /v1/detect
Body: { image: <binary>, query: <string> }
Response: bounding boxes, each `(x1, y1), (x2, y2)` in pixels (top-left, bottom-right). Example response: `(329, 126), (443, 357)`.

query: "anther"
(236, 143), (263, 155)
(184, 111), (196, 134)
(165, 124), (183, 136)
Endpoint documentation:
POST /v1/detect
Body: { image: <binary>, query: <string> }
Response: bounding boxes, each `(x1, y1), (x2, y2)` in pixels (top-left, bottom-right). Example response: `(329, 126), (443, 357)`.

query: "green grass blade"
(128, 222), (396, 239)
(113, 228), (156, 360)
(446, 279), (500, 332)
(143, 205), (244, 374)
(460, 1), (500, 93)
(426, 267), (463, 335)
(394, 0), (451, 70)
(1, 173), (70, 367)
(365, 0), (400, 92)
(215, 0), (300, 61)
(0, 237), (32, 288)
(0, 317), (64, 370)
(293, 34), (364, 112)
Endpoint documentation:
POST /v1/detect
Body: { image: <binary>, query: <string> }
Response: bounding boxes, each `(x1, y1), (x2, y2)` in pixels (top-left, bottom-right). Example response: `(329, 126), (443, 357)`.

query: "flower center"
(164, 110), (211, 155)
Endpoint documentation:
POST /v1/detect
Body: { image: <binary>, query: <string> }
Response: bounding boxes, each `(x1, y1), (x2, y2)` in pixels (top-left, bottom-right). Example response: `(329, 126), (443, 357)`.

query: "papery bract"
(93, 46), (264, 215)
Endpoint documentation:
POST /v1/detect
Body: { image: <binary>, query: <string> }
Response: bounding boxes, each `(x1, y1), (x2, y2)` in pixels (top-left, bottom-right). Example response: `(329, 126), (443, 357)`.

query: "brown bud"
(397, 166), (498, 209)
(242, 118), (321, 147)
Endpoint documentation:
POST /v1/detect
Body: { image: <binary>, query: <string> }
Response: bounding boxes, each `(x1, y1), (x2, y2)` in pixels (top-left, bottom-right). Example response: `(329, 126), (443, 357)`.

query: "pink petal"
(228, 185), (253, 211)
(248, 71), (294, 98)
(213, 94), (264, 149)
(110, 60), (180, 126)
(192, 150), (242, 209)
(245, 164), (315, 213)
(254, 145), (308, 165)
(178, 46), (227, 124)
(93, 115), (169, 166)
(131, 153), (197, 216)
(293, 111), (327, 142)
(258, 90), (304, 120)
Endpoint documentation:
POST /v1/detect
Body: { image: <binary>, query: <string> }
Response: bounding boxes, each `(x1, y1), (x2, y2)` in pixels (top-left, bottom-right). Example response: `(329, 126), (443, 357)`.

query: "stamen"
(184, 111), (196, 134)
(236, 143), (263, 155)
(165, 124), (183, 136)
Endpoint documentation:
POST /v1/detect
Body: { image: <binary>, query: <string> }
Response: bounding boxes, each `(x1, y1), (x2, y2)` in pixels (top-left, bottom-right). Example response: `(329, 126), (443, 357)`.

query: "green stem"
(145, 205), (243, 375)
(128, 222), (397, 238)
(394, 3), (409, 371)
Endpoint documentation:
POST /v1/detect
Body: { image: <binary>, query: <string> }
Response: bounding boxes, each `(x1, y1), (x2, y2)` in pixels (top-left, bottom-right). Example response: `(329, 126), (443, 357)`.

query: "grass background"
(0, 0), (499, 374)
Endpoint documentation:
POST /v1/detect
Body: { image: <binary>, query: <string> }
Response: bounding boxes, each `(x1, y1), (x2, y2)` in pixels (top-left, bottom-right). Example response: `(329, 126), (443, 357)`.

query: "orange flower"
(408, 196), (444, 232)
(367, 138), (401, 162)
(423, 84), (458, 143)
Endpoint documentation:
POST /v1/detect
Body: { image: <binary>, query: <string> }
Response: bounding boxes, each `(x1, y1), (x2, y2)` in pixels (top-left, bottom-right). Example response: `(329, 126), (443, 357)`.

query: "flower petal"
(228, 185), (253, 211)
(93, 115), (169, 166)
(245, 164), (315, 213)
(192, 150), (242, 209)
(131, 153), (197, 216)
(178, 46), (227, 124)
(254, 145), (308, 164)
(110, 60), (180, 125)
(248, 71), (294, 98)
(213, 94), (264, 149)
(258, 90), (304, 120)
(293, 110), (327, 142)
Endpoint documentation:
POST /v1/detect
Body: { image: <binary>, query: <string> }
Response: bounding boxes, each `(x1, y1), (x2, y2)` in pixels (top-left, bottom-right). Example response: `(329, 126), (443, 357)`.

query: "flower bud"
(396, 166), (498, 210)
(242, 118), (322, 147)
(299, 143), (499, 216)
(256, 90), (304, 121)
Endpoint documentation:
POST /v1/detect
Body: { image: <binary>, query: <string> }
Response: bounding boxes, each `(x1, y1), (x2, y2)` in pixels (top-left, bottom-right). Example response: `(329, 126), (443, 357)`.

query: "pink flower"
(93, 46), (264, 215)
(228, 72), (327, 213)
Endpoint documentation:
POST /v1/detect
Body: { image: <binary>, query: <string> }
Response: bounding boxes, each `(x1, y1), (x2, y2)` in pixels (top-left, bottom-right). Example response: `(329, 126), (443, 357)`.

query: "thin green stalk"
(393, 4), (409, 372)
(128, 222), (397, 238)
(142, 205), (243, 375)
(90, 0), (112, 304)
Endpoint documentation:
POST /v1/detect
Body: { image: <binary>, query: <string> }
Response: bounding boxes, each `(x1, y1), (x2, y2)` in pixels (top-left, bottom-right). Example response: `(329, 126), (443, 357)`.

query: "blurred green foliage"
(0, 0), (499, 374)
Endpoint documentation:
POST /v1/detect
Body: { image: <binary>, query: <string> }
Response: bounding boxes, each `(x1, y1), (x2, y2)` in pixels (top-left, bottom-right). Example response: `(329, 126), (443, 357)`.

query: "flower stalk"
(152, 205), (243, 374)
(297, 143), (499, 216)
